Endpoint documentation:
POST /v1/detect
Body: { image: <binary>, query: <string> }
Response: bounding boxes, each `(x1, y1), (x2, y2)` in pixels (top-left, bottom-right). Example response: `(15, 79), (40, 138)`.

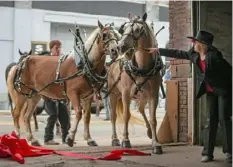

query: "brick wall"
(168, 1), (192, 142)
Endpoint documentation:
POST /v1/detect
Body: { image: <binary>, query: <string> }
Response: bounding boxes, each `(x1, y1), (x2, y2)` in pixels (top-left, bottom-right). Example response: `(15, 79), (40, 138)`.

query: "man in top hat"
(147, 30), (232, 163)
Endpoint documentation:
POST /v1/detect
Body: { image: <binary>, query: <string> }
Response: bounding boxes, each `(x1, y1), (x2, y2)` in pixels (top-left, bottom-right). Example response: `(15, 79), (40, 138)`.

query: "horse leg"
(24, 97), (41, 146)
(138, 100), (152, 139)
(82, 98), (98, 146)
(66, 93), (82, 147)
(11, 93), (28, 138)
(95, 96), (100, 117)
(121, 91), (131, 148)
(149, 95), (163, 154)
(33, 110), (39, 132)
(110, 94), (120, 146)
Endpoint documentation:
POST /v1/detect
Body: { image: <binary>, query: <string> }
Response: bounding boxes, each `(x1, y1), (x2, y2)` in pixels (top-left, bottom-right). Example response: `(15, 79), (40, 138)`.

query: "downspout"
(191, 0), (200, 145)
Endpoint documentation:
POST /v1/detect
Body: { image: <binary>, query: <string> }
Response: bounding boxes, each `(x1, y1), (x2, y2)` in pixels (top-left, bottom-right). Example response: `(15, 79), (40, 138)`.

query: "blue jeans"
(103, 97), (110, 119)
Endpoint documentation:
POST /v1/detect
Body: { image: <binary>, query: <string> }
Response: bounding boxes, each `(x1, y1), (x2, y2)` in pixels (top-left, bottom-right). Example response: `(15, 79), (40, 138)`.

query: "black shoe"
(201, 156), (213, 163)
(62, 140), (77, 144)
(225, 153), (232, 163)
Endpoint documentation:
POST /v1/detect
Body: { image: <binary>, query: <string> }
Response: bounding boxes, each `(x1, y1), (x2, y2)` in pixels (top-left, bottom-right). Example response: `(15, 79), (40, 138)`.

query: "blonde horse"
(107, 13), (164, 154)
(6, 20), (119, 146)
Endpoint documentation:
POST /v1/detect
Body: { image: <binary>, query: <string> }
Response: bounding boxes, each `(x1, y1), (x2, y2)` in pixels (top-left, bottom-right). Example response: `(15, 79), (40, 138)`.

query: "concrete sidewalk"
(0, 145), (230, 167)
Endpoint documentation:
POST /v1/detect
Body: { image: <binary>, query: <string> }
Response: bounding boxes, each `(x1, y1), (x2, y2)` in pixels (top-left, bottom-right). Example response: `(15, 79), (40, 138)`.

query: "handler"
(39, 40), (71, 145)
(147, 30), (232, 163)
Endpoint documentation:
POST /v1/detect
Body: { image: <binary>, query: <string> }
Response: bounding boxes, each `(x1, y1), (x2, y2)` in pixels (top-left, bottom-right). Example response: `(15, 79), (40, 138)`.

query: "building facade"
(0, 1), (169, 108)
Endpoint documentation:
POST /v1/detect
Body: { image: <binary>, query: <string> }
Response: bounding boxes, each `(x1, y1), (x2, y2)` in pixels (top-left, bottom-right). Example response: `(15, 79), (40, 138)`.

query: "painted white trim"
(41, 9), (128, 28)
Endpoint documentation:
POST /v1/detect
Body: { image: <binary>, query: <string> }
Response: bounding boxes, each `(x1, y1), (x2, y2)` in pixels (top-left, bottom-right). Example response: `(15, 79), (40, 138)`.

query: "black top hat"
(187, 30), (215, 48)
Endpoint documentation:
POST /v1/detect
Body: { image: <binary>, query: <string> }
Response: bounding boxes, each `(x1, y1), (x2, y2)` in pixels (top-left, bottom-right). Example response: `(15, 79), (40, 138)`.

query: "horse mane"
(85, 27), (101, 53)
(68, 27), (101, 62)
(143, 21), (157, 47)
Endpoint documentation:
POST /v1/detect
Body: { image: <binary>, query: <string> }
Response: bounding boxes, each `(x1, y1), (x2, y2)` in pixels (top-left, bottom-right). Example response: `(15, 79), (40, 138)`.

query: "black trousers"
(202, 93), (232, 158)
(44, 99), (70, 142)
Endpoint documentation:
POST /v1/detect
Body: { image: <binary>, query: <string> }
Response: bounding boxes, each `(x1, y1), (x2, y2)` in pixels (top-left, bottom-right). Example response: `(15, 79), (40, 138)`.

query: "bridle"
(92, 27), (119, 64)
(118, 19), (153, 55)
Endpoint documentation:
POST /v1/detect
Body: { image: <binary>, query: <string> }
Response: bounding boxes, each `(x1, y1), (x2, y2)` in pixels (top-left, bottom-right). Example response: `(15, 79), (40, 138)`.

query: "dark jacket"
(159, 47), (232, 98)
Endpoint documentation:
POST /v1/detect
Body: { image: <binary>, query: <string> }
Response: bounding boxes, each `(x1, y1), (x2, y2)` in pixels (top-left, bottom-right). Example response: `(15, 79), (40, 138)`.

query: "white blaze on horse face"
(106, 30), (119, 59)
(118, 22), (144, 55)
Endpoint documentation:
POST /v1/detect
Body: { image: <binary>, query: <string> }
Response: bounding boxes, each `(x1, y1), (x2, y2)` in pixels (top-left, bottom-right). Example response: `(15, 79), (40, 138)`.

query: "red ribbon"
(0, 131), (150, 164)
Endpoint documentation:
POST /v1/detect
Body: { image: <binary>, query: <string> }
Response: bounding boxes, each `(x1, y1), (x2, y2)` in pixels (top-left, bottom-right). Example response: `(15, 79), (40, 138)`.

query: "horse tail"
(35, 99), (45, 115)
(116, 99), (144, 125)
(5, 62), (17, 112)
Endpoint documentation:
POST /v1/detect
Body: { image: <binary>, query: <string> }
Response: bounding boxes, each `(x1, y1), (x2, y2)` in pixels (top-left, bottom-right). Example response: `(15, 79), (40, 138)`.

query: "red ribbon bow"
(0, 131), (150, 164)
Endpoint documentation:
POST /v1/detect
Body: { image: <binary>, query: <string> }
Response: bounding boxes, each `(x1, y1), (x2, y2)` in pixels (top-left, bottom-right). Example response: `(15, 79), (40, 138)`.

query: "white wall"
(0, 7), (14, 99)
(13, 8), (33, 62)
(31, 9), (51, 42)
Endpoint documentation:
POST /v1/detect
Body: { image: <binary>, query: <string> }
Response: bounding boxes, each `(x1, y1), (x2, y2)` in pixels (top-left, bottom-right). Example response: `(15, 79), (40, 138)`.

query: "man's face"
(193, 41), (205, 53)
(51, 45), (61, 56)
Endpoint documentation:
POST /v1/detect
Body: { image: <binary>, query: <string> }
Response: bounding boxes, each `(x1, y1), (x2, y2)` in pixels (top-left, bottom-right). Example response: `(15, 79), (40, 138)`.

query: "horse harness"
(13, 26), (117, 101)
(103, 18), (164, 98)
(103, 53), (163, 99)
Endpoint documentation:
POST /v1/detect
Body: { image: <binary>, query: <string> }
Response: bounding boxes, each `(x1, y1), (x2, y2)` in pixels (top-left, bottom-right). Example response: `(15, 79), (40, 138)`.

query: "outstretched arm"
(147, 47), (195, 60)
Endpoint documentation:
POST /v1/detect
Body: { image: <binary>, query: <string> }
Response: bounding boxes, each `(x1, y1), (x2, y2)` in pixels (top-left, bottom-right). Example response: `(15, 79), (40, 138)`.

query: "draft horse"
(5, 50), (62, 134)
(107, 13), (164, 154)
(6, 20), (119, 146)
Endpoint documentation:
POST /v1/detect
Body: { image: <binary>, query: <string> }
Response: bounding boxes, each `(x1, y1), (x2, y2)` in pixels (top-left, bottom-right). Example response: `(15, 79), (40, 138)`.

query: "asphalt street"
(0, 108), (165, 146)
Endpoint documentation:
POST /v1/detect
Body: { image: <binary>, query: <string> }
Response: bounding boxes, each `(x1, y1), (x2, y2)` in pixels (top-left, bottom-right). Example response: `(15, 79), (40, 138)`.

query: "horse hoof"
(112, 139), (120, 146)
(152, 146), (163, 154)
(31, 140), (41, 146)
(87, 140), (98, 146)
(121, 140), (132, 148)
(147, 129), (152, 139)
(66, 137), (74, 147)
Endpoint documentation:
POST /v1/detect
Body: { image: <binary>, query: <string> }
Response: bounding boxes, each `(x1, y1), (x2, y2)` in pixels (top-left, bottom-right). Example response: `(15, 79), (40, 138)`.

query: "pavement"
(0, 108), (231, 167)
(0, 145), (230, 167)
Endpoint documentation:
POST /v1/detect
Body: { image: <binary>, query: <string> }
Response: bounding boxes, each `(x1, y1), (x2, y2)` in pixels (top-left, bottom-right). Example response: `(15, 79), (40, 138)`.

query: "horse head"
(96, 20), (120, 61)
(117, 12), (155, 59)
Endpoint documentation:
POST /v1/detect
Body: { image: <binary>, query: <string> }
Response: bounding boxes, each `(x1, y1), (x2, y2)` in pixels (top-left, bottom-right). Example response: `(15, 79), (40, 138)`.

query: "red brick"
(169, 1), (192, 142)
(180, 87), (187, 91)
(182, 100), (187, 105)
(182, 82), (187, 86)
(180, 95), (187, 100)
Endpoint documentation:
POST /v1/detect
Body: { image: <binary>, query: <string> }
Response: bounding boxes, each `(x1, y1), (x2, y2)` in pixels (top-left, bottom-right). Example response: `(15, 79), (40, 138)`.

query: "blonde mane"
(69, 27), (102, 62)
(143, 22), (156, 47)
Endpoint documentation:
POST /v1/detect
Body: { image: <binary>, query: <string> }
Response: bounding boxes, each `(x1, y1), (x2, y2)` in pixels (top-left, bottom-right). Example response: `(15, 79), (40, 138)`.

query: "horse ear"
(142, 13), (147, 22)
(18, 49), (23, 56)
(98, 20), (104, 29)
(28, 49), (32, 55)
